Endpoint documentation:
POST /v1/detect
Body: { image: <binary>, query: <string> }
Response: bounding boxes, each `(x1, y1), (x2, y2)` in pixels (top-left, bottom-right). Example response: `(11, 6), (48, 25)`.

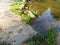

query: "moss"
(31, 10), (39, 17)
(22, 14), (31, 23)
(11, 2), (22, 15)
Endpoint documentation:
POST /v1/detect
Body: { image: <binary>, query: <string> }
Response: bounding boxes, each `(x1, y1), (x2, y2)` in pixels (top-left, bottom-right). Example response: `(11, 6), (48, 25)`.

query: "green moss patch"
(22, 14), (31, 23)
(11, 2), (22, 15)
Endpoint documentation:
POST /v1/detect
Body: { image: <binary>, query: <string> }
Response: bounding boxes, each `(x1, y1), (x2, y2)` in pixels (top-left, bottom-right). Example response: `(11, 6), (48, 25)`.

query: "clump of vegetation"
(25, 28), (57, 45)
(11, 2), (22, 15)
(11, 2), (37, 24)
(31, 10), (39, 17)
(27, 33), (43, 45)
(0, 28), (56, 45)
(22, 14), (31, 23)
(45, 28), (57, 45)
(11, 2), (31, 23)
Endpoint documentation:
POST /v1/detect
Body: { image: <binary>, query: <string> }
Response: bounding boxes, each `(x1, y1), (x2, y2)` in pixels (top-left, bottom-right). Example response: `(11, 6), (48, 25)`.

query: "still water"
(32, 8), (60, 36)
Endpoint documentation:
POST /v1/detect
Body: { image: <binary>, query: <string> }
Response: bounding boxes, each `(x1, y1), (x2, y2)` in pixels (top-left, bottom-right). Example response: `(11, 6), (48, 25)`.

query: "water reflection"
(32, 8), (55, 36)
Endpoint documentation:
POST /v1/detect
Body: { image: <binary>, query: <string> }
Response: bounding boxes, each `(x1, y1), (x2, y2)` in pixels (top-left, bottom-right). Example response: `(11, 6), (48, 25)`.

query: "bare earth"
(0, 0), (36, 45)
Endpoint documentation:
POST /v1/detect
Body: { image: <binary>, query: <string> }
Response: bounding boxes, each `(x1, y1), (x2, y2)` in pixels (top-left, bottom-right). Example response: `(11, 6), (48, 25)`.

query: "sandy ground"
(0, 0), (36, 45)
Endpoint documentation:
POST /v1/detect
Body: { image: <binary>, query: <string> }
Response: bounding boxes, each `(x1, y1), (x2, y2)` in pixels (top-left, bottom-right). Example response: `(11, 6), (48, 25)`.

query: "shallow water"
(32, 8), (56, 36)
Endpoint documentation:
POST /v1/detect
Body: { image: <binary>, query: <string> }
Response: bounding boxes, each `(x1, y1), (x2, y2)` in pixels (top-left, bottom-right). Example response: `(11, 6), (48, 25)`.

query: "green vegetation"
(27, 33), (42, 45)
(11, 2), (39, 23)
(11, 0), (58, 45)
(26, 28), (57, 45)
(11, 2), (22, 15)
(0, 42), (10, 45)
(22, 14), (31, 23)
(11, 2), (32, 23)
(31, 10), (39, 17)
(45, 28), (57, 45)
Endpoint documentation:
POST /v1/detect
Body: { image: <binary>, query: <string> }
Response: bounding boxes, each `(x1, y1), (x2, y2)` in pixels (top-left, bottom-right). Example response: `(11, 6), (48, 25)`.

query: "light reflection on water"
(32, 8), (60, 36)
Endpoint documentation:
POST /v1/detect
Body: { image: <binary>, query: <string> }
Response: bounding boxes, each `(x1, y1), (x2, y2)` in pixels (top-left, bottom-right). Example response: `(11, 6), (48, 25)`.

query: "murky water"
(32, 8), (57, 36)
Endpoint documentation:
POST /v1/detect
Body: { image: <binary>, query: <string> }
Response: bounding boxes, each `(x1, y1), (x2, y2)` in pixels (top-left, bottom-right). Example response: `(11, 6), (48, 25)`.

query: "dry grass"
(28, 1), (60, 20)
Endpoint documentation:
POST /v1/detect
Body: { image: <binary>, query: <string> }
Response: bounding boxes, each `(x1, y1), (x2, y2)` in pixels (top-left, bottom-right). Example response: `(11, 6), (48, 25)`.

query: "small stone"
(28, 11), (36, 19)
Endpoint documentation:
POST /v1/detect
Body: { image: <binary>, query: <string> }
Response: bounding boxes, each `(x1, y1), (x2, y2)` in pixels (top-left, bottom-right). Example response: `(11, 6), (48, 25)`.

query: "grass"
(22, 14), (31, 23)
(23, 28), (57, 45)
(11, 2), (22, 15)
(11, 2), (38, 24)
(11, 2), (32, 23)
(27, 1), (60, 20)
(10, 1), (57, 45)
(31, 9), (39, 17)
(45, 28), (57, 45)
(26, 33), (42, 45)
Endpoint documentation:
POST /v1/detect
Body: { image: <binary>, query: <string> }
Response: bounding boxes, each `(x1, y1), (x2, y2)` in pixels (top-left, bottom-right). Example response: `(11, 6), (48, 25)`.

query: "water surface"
(32, 8), (57, 36)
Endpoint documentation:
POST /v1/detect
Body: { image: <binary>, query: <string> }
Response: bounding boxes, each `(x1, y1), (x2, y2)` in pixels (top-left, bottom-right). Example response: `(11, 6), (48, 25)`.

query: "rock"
(28, 11), (36, 19)
(0, 0), (37, 45)
(56, 21), (60, 45)
(0, 11), (37, 45)
(25, 7), (28, 10)
(23, 0), (26, 2)
(19, 4), (25, 10)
